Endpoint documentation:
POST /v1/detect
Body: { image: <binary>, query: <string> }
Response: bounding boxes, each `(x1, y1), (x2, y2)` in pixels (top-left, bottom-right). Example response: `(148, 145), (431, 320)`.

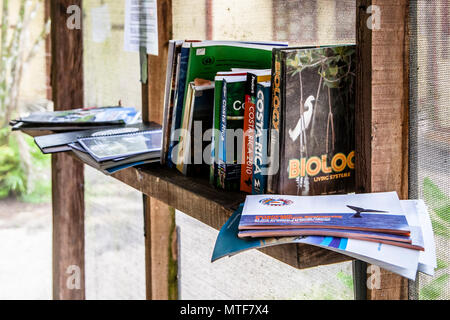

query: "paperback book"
(239, 192), (410, 236)
(77, 129), (162, 162)
(240, 70), (271, 193)
(211, 199), (437, 281)
(267, 45), (356, 196)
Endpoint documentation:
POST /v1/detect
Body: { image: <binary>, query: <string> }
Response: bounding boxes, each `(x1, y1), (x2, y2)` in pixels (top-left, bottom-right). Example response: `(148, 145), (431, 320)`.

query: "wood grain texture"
(147, 0), (173, 125)
(143, 0), (177, 300)
(111, 164), (352, 270)
(50, 0), (85, 300)
(355, 0), (410, 300)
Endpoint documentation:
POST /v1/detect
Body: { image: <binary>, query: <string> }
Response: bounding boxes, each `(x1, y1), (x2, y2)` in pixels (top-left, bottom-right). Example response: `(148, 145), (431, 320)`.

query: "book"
(182, 42), (280, 176)
(174, 81), (196, 173)
(77, 129), (162, 163)
(11, 121), (130, 132)
(210, 70), (255, 186)
(252, 81), (272, 194)
(267, 45), (356, 196)
(238, 192), (410, 236)
(175, 81), (215, 176)
(241, 70), (271, 193)
(69, 142), (159, 175)
(211, 199), (437, 281)
(161, 40), (183, 164)
(17, 106), (140, 126)
(34, 122), (159, 154)
(217, 76), (247, 190)
(168, 41), (192, 167)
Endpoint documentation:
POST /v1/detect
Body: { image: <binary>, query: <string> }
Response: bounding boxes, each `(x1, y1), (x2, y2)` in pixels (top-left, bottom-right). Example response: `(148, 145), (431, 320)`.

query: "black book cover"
(277, 45), (356, 196)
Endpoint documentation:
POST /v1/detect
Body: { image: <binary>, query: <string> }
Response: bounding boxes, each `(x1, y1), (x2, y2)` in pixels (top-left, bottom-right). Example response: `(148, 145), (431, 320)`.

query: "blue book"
(239, 192), (411, 236)
(252, 81), (271, 194)
(168, 43), (191, 167)
(217, 76), (246, 190)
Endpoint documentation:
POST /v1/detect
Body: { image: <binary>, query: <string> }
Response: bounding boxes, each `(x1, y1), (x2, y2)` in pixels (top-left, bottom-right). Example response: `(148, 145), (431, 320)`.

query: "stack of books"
(161, 41), (357, 198)
(160, 40), (288, 180)
(212, 192), (437, 280)
(11, 107), (163, 175)
(69, 127), (162, 175)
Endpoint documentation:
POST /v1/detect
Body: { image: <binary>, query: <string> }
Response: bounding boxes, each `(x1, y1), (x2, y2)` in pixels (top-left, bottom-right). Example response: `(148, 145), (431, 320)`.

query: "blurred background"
(0, 0), (448, 300)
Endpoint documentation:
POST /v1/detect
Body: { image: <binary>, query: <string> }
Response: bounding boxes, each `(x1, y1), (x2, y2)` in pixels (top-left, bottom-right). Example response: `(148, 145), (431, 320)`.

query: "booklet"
(211, 199), (436, 281)
(239, 192), (410, 235)
(77, 129), (162, 162)
(34, 122), (160, 154)
(18, 106), (139, 125)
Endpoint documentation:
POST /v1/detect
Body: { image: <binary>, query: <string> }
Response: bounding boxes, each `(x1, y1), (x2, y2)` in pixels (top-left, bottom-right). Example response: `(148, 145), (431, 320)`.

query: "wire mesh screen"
(173, 0), (356, 300)
(82, 0), (145, 300)
(409, 0), (450, 300)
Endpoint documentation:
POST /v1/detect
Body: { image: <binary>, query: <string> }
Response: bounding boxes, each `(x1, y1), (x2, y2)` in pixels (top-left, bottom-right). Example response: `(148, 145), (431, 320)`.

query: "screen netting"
(83, 0), (146, 300)
(409, 0), (450, 301)
(174, 0), (356, 300)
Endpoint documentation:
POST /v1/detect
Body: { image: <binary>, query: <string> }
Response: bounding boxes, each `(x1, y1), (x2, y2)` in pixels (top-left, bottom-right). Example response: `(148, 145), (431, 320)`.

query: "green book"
(184, 42), (276, 185)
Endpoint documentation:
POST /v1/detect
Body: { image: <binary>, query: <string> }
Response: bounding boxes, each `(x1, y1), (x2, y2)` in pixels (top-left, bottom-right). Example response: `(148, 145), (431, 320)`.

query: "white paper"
(90, 4), (111, 43)
(124, 0), (159, 55)
(242, 192), (403, 216)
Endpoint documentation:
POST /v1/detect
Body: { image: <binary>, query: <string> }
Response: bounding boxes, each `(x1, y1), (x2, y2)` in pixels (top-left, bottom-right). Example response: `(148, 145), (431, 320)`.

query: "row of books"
(11, 107), (162, 174)
(213, 192), (437, 281)
(161, 40), (356, 197)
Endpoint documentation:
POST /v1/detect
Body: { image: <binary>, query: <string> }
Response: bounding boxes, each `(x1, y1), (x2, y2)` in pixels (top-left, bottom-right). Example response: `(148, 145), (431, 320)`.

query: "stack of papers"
(69, 128), (162, 175)
(212, 192), (436, 280)
(10, 106), (140, 131)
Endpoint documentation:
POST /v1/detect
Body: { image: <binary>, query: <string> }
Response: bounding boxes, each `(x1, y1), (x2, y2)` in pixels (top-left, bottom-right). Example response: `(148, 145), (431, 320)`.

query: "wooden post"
(50, 0), (85, 300)
(143, 0), (177, 300)
(355, 0), (410, 300)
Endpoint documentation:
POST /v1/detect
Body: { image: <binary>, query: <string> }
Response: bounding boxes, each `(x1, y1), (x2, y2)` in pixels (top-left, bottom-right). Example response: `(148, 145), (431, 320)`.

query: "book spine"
(267, 49), (283, 194)
(217, 80), (228, 189)
(162, 42), (179, 164)
(240, 73), (257, 193)
(252, 83), (271, 194)
(217, 80), (244, 191)
(210, 80), (223, 186)
(168, 46), (190, 168)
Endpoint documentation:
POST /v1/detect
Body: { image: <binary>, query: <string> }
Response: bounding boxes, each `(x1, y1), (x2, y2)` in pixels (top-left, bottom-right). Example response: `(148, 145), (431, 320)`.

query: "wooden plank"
(111, 164), (352, 269)
(145, 197), (178, 300)
(143, 0), (176, 300)
(50, 0), (85, 300)
(355, 0), (410, 300)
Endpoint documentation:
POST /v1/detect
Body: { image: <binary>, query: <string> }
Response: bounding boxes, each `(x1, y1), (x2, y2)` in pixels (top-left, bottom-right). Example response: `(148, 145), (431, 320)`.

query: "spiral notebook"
(77, 129), (162, 163)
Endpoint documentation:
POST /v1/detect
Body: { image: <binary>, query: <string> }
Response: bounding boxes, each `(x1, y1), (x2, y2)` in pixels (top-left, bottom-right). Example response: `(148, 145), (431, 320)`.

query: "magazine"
(239, 192), (410, 235)
(211, 200), (436, 281)
(18, 106), (139, 125)
(77, 130), (162, 162)
(34, 122), (160, 154)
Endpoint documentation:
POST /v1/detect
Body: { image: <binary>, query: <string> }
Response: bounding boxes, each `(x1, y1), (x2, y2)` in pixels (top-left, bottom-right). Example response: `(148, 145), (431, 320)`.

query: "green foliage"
(420, 274), (449, 300)
(423, 177), (450, 238)
(0, 128), (26, 198)
(0, 127), (50, 202)
(336, 271), (354, 291)
(420, 178), (449, 300)
(286, 46), (355, 89)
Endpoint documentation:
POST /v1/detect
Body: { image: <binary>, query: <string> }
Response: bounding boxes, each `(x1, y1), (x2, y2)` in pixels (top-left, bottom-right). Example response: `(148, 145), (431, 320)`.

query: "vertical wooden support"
(50, 0), (85, 300)
(355, 0), (410, 300)
(143, 0), (177, 300)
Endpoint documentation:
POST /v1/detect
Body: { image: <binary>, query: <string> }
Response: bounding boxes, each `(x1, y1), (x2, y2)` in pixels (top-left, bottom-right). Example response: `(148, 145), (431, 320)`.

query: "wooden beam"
(50, 0), (85, 300)
(111, 164), (352, 270)
(355, 0), (410, 300)
(143, 0), (176, 300)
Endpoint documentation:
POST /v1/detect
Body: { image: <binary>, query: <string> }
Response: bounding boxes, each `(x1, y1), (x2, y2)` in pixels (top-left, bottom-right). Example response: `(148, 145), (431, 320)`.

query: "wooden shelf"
(24, 129), (352, 269)
(101, 159), (352, 269)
